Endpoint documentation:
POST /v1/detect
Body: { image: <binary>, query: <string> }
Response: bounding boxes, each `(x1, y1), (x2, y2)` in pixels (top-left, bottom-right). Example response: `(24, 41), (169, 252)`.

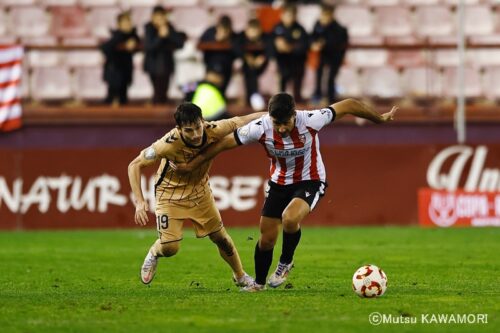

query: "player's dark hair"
(268, 93), (295, 122)
(282, 4), (297, 15)
(247, 18), (261, 29)
(152, 5), (166, 15)
(321, 4), (335, 13)
(117, 11), (131, 24)
(218, 15), (232, 30)
(174, 102), (203, 127)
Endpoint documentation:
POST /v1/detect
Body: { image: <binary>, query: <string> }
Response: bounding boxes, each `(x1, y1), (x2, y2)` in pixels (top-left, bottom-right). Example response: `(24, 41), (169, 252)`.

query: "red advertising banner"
(419, 188), (500, 227)
(2, 143), (500, 229)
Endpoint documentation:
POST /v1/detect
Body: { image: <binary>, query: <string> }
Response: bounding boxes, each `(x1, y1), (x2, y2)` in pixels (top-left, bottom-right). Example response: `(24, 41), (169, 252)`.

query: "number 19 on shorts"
(156, 214), (169, 230)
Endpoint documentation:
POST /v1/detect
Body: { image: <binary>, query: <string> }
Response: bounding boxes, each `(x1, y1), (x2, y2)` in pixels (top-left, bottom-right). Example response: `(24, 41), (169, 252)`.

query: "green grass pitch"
(0, 226), (498, 333)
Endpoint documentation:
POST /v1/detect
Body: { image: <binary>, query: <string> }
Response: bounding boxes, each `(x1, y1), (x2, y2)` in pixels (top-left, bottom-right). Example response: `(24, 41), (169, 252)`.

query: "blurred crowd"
(100, 3), (348, 120)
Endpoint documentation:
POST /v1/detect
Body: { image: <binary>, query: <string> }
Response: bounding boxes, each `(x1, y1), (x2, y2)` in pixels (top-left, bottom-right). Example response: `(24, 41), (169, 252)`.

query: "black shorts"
(262, 180), (328, 219)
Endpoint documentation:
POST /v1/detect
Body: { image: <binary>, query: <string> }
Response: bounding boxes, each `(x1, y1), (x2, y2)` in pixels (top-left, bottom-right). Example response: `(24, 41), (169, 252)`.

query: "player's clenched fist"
(135, 201), (149, 226)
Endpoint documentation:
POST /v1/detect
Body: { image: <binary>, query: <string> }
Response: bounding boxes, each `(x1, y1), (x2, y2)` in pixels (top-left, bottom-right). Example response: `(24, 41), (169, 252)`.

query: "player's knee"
(282, 212), (300, 232)
(259, 234), (277, 250)
(159, 242), (180, 257)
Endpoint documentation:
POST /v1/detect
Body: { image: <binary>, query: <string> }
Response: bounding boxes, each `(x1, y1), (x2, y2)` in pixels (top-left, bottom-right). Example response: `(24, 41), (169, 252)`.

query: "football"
(352, 264), (388, 297)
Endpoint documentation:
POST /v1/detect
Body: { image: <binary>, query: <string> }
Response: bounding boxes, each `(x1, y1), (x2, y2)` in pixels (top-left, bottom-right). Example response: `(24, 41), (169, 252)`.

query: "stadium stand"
(0, 0), (497, 110)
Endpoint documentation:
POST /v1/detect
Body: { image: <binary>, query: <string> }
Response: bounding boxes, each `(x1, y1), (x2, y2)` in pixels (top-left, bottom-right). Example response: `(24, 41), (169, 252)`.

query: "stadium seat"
(335, 6), (373, 37)
(80, 0), (118, 7)
(0, 10), (6, 36)
(130, 7), (153, 37)
(174, 39), (203, 61)
(21, 65), (30, 99)
(132, 53), (144, 69)
(361, 67), (403, 98)
(86, 7), (121, 39)
(73, 66), (107, 101)
(297, 5), (322, 33)
(258, 60), (279, 96)
(204, 0), (243, 6)
(173, 60), (204, 87)
(374, 6), (412, 37)
(120, 0), (159, 7)
(403, 0), (439, 4)
(414, 5), (453, 37)
(348, 35), (384, 46)
(336, 66), (362, 97)
(1, 0), (37, 5)
(401, 66), (442, 97)
(434, 50), (461, 67)
(442, 67), (482, 98)
(8, 7), (50, 38)
(226, 72), (245, 99)
(211, 6), (249, 33)
(41, 0), (78, 5)
(388, 50), (426, 68)
(159, 0), (199, 6)
(0, 36), (17, 44)
(482, 66), (500, 100)
(61, 36), (99, 46)
(346, 50), (388, 67)
(469, 34), (500, 47)
(30, 67), (73, 100)
(169, 7), (212, 39)
(300, 66), (315, 99)
(340, 0), (364, 4)
(366, 0), (400, 6)
(167, 80), (183, 99)
(50, 6), (90, 38)
(473, 49), (500, 67)
(443, 0), (480, 4)
(128, 68), (153, 100)
(27, 51), (63, 67)
(463, 5), (494, 36)
(64, 50), (103, 67)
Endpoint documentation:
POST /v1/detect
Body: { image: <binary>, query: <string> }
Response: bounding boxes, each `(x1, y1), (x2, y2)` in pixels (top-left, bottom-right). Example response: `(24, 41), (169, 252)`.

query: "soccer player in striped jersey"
(171, 93), (397, 291)
(128, 102), (264, 286)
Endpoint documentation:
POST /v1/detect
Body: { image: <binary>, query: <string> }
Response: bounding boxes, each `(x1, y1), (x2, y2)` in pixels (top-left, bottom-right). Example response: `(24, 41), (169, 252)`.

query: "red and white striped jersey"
(234, 107), (335, 185)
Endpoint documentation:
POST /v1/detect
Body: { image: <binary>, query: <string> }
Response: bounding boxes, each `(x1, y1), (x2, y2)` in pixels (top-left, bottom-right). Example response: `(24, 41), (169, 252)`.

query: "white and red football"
(352, 264), (388, 298)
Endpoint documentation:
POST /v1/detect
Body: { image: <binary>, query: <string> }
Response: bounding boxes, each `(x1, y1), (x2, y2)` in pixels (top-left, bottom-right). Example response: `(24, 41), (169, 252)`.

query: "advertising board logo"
(428, 192), (457, 227)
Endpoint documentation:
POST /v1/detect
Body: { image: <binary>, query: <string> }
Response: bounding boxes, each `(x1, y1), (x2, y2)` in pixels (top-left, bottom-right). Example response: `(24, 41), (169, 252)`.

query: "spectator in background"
(183, 65), (229, 121)
(144, 6), (186, 104)
(100, 12), (140, 106)
(238, 18), (271, 110)
(199, 15), (238, 94)
(272, 4), (309, 103)
(311, 4), (348, 104)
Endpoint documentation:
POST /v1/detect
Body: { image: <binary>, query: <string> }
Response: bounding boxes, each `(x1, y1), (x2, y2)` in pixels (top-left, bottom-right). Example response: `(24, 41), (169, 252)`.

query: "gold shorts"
(155, 191), (223, 243)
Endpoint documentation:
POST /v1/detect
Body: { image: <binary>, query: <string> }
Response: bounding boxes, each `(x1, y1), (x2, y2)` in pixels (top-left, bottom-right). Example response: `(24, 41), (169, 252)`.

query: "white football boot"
(268, 261), (294, 288)
(233, 272), (255, 287)
(240, 281), (266, 292)
(140, 251), (158, 284)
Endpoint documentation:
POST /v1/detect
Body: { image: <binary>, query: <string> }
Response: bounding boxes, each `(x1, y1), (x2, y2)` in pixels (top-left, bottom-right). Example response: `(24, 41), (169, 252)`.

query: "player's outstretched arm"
(170, 133), (239, 173)
(232, 111), (267, 128)
(128, 153), (156, 226)
(332, 98), (398, 124)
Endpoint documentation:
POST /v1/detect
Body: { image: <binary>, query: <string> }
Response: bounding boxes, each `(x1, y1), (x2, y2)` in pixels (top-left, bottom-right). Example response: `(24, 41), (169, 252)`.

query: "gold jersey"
(148, 119), (238, 206)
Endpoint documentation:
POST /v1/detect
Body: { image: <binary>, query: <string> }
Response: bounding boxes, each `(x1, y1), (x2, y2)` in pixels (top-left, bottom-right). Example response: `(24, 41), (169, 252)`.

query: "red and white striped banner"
(0, 45), (23, 132)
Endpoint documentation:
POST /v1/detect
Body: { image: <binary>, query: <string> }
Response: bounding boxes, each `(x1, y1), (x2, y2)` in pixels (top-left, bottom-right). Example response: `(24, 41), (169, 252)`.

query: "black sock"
(279, 229), (302, 264)
(254, 242), (273, 285)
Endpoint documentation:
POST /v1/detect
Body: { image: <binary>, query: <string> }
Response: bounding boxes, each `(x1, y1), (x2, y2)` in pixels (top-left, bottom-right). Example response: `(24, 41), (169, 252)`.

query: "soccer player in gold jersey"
(128, 102), (264, 285)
